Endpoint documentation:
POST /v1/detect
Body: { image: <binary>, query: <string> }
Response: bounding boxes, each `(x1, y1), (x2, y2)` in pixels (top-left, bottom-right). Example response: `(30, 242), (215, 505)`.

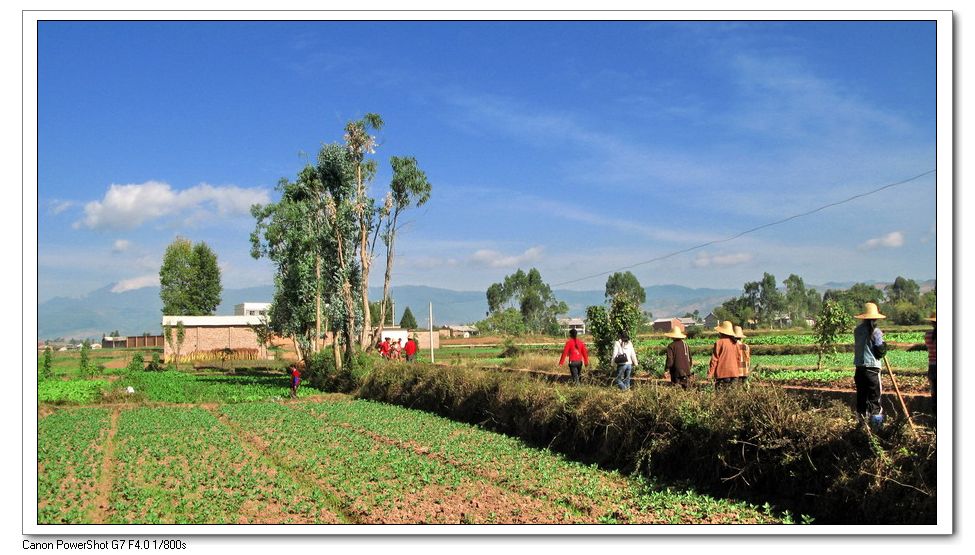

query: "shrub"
(41, 347), (53, 379)
(146, 352), (165, 372)
(499, 338), (521, 358)
(79, 340), (92, 376)
(307, 348), (375, 393)
(126, 353), (145, 373)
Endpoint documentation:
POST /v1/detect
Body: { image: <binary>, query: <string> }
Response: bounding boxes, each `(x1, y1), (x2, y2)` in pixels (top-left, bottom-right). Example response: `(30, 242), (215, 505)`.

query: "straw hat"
(854, 302), (886, 320)
(733, 325), (746, 339)
(714, 320), (736, 337)
(925, 312), (936, 322)
(664, 328), (687, 339)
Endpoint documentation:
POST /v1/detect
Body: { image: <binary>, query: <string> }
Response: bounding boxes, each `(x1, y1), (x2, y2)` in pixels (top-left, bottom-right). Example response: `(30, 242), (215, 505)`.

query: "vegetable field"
(37, 398), (782, 525)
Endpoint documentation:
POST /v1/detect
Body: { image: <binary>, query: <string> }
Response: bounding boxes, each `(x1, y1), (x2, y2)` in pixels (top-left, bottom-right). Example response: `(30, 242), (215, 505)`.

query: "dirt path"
(204, 406), (351, 524)
(89, 408), (119, 524)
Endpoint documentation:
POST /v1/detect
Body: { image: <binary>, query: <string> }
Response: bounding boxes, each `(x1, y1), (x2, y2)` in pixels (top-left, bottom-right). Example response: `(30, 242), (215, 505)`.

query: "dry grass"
(355, 363), (936, 524)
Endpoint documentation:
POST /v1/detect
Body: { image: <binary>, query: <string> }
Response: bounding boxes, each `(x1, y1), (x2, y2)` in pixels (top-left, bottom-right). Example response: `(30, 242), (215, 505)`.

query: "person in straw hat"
(664, 326), (692, 389)
(924, 311), (936, 414)
(853, 302), (888, 424)
(708, 320), (740, 389)
(734, 325), (751, 383)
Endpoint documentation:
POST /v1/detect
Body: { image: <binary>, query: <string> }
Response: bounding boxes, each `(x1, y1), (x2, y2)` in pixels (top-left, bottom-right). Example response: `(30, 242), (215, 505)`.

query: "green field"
(38, 398), (783, 524)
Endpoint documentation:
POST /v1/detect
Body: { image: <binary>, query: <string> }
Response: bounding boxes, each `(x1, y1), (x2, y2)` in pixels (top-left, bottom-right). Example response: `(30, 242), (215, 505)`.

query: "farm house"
(161, 315), (265, 363)
(557, 317), (587, 335)
(651, 317), (686, 333)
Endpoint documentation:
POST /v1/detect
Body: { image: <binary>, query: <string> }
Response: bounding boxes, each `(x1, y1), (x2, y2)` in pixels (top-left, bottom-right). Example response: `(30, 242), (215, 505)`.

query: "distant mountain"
(36, 278), (933, 340)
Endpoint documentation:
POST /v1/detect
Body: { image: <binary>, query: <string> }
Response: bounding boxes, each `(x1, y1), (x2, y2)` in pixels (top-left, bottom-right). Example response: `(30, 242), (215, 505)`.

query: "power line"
(414, 168), (935, 310)
(551, 169), (936, 288)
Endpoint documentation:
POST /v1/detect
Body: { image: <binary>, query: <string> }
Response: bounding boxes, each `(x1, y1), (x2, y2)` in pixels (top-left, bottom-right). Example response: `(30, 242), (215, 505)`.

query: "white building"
(557, 317), (586, 335)
(234, 302), (271, 317)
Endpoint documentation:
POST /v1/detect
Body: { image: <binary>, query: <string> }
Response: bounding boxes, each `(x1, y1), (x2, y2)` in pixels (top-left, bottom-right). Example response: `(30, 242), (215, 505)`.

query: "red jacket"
(559, 337), (589, 366)
(404, 339), (417, 356)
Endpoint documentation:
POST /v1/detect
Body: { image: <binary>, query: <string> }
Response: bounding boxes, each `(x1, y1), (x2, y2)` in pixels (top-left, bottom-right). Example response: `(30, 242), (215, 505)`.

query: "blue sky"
(36, 20), (938, 302)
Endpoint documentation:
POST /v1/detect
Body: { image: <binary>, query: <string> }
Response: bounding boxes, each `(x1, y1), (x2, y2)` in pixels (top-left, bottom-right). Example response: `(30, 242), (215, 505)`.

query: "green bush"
(146, 352), (165, 372)
(499, 338), (521, 358)
(126, 353), (145, 373)
(355, 363), (936, 524)
(306, 348), (375, 393)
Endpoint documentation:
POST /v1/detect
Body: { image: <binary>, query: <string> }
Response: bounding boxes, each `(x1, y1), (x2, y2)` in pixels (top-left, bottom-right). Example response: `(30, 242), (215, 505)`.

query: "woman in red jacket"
(559, 328), (589, 384)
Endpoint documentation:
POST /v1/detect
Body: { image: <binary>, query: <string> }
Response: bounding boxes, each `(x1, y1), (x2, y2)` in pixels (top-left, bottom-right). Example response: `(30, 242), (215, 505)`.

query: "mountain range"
(36, 278), (934, 341)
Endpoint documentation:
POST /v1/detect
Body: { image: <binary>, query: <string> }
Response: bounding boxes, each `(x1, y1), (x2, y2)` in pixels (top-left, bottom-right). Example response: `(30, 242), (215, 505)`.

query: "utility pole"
(429, 301), (434, 363)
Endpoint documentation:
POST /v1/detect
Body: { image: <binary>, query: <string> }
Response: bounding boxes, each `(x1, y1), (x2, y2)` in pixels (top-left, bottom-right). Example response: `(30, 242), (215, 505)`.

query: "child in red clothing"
(290, 361), (303, 399)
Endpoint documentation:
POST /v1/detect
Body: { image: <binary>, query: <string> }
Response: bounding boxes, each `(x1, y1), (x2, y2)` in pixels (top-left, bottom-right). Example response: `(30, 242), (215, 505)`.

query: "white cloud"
(50, 200), (75, 215)
(111, 274), (159, 293)
(692, 251), (754, 268)
(859, 231), (904, 250)
(470, 246), (543, 269)
(111, 239), (131, 253)
(75, 181), (270, 230)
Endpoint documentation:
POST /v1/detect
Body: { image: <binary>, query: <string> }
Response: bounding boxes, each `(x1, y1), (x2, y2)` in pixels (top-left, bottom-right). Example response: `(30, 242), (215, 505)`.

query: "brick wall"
(164, 325), (260, 362)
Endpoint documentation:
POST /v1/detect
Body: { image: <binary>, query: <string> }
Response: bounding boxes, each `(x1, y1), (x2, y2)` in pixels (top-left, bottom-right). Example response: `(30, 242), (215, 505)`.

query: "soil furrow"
(204, 406), (354, 524)
(89, 407), (119, 524)
(292, 404), (601, 520)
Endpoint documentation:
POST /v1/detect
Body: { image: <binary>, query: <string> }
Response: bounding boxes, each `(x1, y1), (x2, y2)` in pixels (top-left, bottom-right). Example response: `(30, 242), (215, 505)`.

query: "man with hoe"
(853, 302), (888, 427)
(924, 311), (936, 414)
(708, 320), (740, 389)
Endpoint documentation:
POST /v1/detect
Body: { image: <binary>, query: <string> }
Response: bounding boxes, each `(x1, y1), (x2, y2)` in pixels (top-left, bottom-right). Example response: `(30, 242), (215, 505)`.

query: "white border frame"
(22, 9), (953, 537)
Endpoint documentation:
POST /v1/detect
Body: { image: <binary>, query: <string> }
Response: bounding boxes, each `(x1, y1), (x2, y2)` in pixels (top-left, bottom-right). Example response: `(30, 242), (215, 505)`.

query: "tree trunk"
(377, 216), (397, 343)
(293, 336), (304, 365)
(356, 163), (373, 350)
(315, 254), (322, 354)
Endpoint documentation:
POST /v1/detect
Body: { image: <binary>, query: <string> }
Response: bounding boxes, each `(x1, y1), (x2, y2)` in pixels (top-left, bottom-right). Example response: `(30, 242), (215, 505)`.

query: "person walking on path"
(734, 325), (751, 383)
(404, 335), (418, 362)
(664, 327), (692, 389)
(924, 312), (937, 414)
(612, 332), (638, 390)
(290, 361), (303, 399)
(853, 302), (888, 426)
(708, 321), (740, 389)
(559, 328), (590, 384)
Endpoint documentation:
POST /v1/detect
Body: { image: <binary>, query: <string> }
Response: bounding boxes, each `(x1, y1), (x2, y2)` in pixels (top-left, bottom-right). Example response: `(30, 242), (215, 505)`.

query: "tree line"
(714, 273), (935, 327)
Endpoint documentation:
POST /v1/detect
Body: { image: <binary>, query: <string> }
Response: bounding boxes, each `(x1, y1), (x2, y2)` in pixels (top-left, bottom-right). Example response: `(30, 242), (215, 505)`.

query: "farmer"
(853, 302), (888, 426)
(707, 321), (740, 389)
(391, 338), (403, 361)
(380, 337), (391, 359)
(290, 361), (303, 399)
(404, 335), (418, 362)
(734, 325), (751, 383)
(612, 332), (638, 390)
(663, 327), (692, 389)
(924, 312), (936, 414)
(559, 327), (589, 384)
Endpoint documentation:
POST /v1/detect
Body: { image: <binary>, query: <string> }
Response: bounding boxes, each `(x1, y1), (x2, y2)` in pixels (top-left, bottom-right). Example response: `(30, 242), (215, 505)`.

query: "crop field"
(37, 398), (783, 525)
(416, 329), (932, 395)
